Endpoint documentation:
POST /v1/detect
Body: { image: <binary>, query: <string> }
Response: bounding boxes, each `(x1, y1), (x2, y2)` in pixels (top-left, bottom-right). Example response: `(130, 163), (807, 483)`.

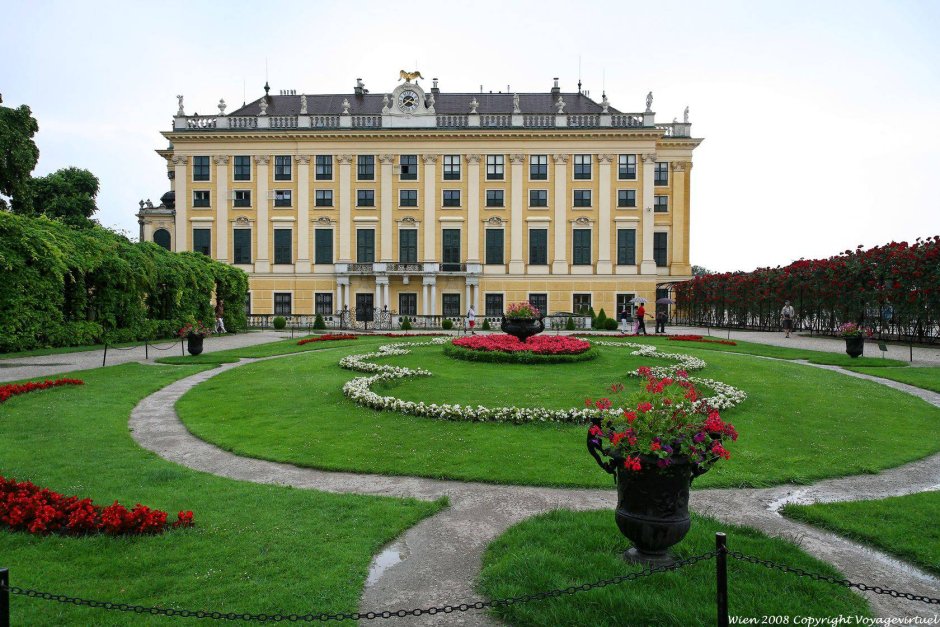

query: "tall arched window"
(153, 229), (171, 250)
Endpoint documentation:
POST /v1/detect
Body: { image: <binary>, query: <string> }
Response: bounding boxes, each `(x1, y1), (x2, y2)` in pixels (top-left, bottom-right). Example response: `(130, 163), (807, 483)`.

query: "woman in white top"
(781, 301), (795, 338)
(467, 306), (476, 335)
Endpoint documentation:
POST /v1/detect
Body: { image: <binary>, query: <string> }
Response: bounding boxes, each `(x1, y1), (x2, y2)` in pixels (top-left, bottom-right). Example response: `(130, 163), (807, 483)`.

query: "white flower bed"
(340, 338), (745, 425)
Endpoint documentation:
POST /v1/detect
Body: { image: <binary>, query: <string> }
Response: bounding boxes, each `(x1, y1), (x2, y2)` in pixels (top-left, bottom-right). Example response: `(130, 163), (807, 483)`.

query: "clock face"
(398, 90), (419, 113)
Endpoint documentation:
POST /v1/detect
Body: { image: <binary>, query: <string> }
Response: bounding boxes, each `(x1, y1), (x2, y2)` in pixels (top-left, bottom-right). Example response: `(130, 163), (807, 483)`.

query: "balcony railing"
(386, 263), (422, 272)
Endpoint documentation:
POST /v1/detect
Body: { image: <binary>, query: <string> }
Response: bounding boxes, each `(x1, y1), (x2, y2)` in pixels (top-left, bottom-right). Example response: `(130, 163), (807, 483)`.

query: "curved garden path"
(129, 353), (940, 625)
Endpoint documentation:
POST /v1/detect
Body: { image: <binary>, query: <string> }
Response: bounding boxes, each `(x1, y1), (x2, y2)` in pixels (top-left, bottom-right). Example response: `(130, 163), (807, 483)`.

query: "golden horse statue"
(399, 70), (424, 82)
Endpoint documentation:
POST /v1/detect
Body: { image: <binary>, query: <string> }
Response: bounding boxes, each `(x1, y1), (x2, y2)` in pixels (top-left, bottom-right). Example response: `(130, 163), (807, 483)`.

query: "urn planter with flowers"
(178, 321), (212, 356)
(500, 301), (545, 343)
(586, 368), (739, 565)
(838, 322), (871, 359)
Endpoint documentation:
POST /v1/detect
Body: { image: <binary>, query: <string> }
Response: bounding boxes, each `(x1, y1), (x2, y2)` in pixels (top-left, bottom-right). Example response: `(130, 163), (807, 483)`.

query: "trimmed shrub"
(481, 319), (491, 331)
(565, 316), (576, 331)
(272, 316), (286, 330)
(596, 308), (608, 329)
(604, 318), (619, 331)
(400, 317), (413, 331)
(588, 307), (597, 328)
(313, 314), (326, 330)
(441, 319), (454, 330)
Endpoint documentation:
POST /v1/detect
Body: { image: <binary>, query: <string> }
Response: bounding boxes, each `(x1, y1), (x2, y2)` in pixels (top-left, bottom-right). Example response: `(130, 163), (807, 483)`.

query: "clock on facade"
(398, 90), (419, 113)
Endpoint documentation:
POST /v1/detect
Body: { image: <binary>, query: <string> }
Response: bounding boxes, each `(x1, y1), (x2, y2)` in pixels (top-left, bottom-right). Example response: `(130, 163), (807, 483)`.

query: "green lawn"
(0, 363), (443, 625)
(176, 341), (940, 489)
(478, 510), (869, 626)
(845, 366), (940, 393)
(156, 334), (418, 364)
(782, 491), (940, 576)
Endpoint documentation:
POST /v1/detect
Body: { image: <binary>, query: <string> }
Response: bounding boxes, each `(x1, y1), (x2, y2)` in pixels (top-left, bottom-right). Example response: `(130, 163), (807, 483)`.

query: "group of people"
(618, 304), (667, 335)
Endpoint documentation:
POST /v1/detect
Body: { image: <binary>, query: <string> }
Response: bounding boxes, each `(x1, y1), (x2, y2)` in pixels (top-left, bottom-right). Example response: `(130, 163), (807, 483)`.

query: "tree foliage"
(30, 167), (100, 226)
(0, 212), (248, 352)
(0, 98), (40, 213)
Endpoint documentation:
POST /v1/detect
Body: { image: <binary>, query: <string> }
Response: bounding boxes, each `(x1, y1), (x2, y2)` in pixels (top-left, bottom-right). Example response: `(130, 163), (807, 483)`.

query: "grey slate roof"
(228, 92), (622, 117)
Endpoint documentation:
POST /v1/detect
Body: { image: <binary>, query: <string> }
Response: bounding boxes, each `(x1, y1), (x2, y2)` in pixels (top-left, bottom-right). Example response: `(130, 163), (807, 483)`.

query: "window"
(274, 293), (292, 316)
(486, 190), (504, 207)
(654, 195), (669, 213)
(573, 154), (592, 179)
(234, 156), (251, 181)
(441, 229), (461, 271)
(399, 229), (417, 263)
(485, 294), (504, 317)
(573, 190), (592, 207)
(485, 229), (504, 264)
(274, 190), (292, 207)
(529, 229), (547, 265)
(357, 155), (375, 180)
(274, 155), (292, 181)
(315, 190), (333, 207)
(315, 155), (333, 180)
(400, 155), (418, 180)
(153, 229), (171, 250)
(654, 232), (668, 267)
(193, 156), (210, 181)
(443, 155), (461, 180)
(617, 294), (635, 316)
(233, 229), (251, 264)
(617, 229), (636, 265)
(442, 294), (461, 317)
(618, 189), (636, 208)
(314, 229), (333, 264)
(192, 228), (211, 256)
(356, 229), (375, 263)
(618, 154), (637, 180)
(442, 190), (461, 207)
(399, 189), (417, 207)
(528, 293), (547, 316)
(486, 155), (504, 180)
(573, 293), (592, 315)
(655, 162), (669, 186)
(572, 228), (592, 265)
(529, 189), (547, 207)
(234, 190), (251, 207)
(399, 293), (417, 316)
(274, 229), (292, 265)
(315, 293), (333, 315)
(530, 154), (548, 180)
(193, 190), (210, 207)
(357, 189), (375, 207)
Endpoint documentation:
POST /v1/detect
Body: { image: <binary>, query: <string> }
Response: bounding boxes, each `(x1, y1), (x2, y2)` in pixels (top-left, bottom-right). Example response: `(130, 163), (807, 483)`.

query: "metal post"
(102, 344), (108, 367)
(1, 567), (10, 627)
(145, 341), (149, 360)
(716, 532), (728, 627)
(181, 340), (185, 356)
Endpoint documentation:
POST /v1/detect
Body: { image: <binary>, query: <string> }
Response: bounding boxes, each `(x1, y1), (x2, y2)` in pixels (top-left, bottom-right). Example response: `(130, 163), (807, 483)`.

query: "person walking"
(636, 303), (648, 335)
(655, 309), (667, 334)
(214, 299), (227, 334)
(780, 300), (795, 338)
(619, 305), (629, 334)
(467, 305), (476, 335)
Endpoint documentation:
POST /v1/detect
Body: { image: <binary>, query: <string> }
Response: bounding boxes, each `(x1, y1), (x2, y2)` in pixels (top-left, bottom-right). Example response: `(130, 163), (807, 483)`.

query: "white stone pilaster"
(338, 154), (353, 262)
(296, 155), (311, 273)
(214, 156), (229, 261)
(254, 155), (270, 272)
(597, 154), (614, 274)
(383, 281), (390, 312)
(551, 154), (568, 273)
(422, 154), (438, 261)
(640, 153), (657, 274)
(509, 154), (525, 274)
(173, 156), (187, 252)
(466, 155), (481, 262)
(379, 155), (395, 262)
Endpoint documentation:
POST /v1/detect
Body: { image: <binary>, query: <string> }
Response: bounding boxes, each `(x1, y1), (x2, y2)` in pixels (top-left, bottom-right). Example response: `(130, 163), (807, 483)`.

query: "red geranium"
(297, 334), (358, 346)
(452, 334), (590, 355)
(0, 378), (84, 404)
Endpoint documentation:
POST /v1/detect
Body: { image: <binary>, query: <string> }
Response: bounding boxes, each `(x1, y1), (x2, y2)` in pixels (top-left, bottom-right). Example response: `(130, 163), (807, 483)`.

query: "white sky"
(2, 0), (938, 272)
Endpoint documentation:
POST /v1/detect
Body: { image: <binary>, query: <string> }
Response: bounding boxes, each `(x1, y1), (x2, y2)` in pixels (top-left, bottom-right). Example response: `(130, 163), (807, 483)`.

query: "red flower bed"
(452, 334), (591, 355)
(297, 334), (358, 346)
(667, 335), (737, 346)
(0, 378), (84, 404)
(381, 333), (448, 337)
(0, 476), (193, 536)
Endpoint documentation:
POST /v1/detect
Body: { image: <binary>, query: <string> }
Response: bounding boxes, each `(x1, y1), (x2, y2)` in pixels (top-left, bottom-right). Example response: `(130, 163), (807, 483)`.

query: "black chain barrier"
(0, 552), (716, 623)
(726, 550), (940, 605)
(148, 341), (182, 351)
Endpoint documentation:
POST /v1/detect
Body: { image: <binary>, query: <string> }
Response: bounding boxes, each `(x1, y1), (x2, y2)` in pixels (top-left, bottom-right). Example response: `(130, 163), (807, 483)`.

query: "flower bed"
(340, 339), (745, 424)
(444, 342), (598, 364)
(297, 334), (358, 346)
(0, 378), (84, 404)
(380, 333), (448, 338)
(0, 476), (193, 536)
(449, 335), (593, 364)
(667, 335), (738, 346)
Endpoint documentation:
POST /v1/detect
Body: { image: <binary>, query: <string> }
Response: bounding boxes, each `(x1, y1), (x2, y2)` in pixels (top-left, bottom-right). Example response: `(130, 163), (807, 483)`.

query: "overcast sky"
(3, 0), (938, 272)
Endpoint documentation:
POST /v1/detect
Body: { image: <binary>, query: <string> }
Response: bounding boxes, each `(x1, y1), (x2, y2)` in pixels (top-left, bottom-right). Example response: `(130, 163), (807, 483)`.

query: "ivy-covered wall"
(0, 212), (248, 352)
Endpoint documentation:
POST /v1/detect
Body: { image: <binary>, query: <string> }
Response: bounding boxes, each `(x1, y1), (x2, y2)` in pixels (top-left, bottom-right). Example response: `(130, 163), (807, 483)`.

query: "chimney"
(431, 77), (440, 97)
(354, 78), (364, 96)
(551, 77), (560, 97)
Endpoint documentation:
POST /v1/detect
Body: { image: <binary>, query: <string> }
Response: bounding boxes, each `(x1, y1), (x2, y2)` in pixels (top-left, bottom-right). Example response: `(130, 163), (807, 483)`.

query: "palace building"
(137, 74), (702, 323)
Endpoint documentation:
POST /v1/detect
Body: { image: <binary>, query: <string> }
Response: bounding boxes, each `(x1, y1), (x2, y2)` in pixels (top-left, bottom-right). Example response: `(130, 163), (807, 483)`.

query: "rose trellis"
(340, 339), (746, 424)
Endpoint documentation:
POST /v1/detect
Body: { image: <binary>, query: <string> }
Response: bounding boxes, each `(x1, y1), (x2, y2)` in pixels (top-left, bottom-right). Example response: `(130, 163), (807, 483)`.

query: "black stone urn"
(500, 316), (545, 343)
(186, 333), (205, 356)
(844, 336), (864, 358)
(615, 456), (702, 566)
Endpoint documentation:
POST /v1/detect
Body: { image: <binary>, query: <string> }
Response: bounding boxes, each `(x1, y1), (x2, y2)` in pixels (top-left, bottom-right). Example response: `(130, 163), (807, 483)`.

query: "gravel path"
(127, 346), (940, 625)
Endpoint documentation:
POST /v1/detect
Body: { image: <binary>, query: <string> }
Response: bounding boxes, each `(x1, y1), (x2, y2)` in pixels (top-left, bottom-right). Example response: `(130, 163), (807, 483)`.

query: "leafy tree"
(692, 265), (713, 276)
(0, 96), (40, 213)
(31, 167), (100, 227)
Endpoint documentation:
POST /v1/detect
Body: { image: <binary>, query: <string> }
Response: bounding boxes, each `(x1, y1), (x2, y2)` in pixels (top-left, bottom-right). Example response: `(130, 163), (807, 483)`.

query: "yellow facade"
(139, 79), (701, 320)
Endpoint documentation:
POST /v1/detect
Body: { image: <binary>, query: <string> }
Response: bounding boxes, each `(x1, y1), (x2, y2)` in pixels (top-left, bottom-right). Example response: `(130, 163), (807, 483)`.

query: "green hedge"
(442, 341), (599, 364)
(0, 212), (248, 352)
